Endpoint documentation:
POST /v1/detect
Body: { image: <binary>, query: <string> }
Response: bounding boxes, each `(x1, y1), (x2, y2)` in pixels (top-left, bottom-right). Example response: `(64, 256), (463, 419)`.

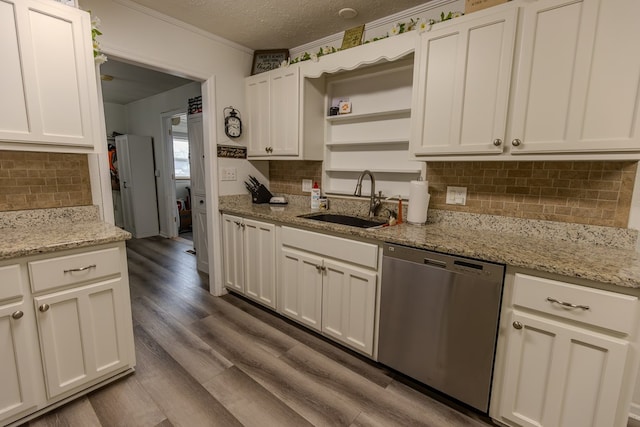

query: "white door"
(509, 0), (640, 154)
(321, 259), (377, 355)
(270, 67), (299, 156)
(115, 135), (159, 238)
(0, 300), (37, 421)
(245, 75), (270, 157)
(222, 214), (245, 293)
(35, 279), (132, 399)
(410, 8), (517, 156)
(192, 196), (208, 273)
(279, 247), (323, 331)
(243, 219), (276, 308)
(499, 311), (629, 427)
(0, 0), (98, 147)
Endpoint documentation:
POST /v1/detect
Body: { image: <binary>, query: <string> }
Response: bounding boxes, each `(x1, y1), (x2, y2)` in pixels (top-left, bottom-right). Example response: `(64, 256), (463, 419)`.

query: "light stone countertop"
(0, 206), (131, 260)
(220, 195), (640, 289)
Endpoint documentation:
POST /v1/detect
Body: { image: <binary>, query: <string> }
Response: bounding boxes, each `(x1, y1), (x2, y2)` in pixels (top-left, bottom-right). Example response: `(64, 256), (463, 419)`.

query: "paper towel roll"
(407, 180), (430, 224)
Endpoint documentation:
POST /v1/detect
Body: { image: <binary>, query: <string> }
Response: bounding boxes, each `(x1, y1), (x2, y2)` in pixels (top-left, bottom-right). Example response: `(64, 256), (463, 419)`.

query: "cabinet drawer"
(512, 273), (638, 335)
(29, 247), (122, 293)
(281, 226), (378, 269)
(0, 265), (23, 303)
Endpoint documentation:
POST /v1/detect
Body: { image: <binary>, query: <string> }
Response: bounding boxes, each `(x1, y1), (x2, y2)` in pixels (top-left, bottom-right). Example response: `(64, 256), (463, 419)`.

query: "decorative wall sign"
(341, 25), (365, 50)
(217, 145), (247, 159)
(251, 49), (289, 75)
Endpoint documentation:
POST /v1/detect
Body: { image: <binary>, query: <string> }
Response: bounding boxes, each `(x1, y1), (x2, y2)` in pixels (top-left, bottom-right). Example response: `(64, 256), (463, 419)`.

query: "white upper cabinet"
(0, 0), (100, 150)
(410, 7), (518, 156)
(411, 0), (640, 159)
(509, 0), (640, 154)
(245, 67), (300, 158)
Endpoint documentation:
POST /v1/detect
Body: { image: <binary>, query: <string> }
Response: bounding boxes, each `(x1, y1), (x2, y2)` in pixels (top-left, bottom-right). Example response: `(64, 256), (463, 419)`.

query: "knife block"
(251, 184), (273, 204)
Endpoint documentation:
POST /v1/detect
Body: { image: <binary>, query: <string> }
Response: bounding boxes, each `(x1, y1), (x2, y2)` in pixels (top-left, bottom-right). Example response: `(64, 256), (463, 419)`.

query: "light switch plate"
(221, 167), (237, 181)
(302, 179), (312, 192)
(446, 186), (467, 205)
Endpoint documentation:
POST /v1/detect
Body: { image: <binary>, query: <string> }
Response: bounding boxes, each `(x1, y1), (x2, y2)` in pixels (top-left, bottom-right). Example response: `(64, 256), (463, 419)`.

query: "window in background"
(172, 113), (190, 179)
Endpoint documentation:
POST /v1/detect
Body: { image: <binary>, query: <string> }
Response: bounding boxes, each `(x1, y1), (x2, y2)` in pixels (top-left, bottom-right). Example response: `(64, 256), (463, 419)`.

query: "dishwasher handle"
(423, 257), (447, 269)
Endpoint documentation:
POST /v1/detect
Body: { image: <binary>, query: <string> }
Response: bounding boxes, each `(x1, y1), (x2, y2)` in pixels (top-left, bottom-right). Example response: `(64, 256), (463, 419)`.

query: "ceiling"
(100, 1), (434, 105)
(126, 0), (433, 50)
(100, 60), (194, 105)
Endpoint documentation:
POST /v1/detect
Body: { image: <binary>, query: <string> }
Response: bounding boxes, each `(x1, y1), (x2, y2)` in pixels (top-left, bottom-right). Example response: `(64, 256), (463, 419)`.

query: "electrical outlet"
(221, 167), (237, 181)
(446, 186), (467, 205)
(302, 179), (312, 192)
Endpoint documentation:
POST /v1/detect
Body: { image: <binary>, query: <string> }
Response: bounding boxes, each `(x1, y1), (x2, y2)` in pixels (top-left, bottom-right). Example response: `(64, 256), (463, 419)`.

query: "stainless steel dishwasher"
(378, 243), (504, 413)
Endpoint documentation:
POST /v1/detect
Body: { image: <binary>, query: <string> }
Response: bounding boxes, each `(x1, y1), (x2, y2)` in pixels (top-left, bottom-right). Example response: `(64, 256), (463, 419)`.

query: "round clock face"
(226, 116), (241, 138)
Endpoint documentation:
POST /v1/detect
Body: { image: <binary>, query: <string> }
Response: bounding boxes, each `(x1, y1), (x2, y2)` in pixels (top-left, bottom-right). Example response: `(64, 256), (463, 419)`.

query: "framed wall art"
(251, 49), (289, 75)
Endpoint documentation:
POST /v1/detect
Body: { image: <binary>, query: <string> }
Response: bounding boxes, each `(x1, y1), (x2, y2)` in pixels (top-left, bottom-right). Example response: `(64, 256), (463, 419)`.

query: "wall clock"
(224, 107), (242, 138)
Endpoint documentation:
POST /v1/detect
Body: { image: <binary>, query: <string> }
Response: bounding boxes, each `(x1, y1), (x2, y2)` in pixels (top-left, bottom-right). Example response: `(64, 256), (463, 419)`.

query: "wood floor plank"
(280, 344), (488, 426)
(27, 397), (101, 427)
(222, 292), (394, 388)
(87, 375), (168, 427)
(202, 365), (313, 427)
(132, 295), (233, 384)
(132, 324), (242, 427)
(192, 315), (360, 426)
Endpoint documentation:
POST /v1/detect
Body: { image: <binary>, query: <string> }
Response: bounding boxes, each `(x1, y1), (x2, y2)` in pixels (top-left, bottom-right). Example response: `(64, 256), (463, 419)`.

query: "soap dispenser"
(311, 182), (321, 209)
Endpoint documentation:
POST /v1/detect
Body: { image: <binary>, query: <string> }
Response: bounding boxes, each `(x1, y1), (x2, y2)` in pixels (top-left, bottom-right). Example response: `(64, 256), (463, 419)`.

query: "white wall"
(103, 102), (127, 136)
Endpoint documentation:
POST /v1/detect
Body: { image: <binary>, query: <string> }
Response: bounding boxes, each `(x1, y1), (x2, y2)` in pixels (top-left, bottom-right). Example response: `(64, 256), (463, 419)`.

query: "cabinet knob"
(493, 138), (502, 147)
(511, 139), (522, 147)
(199, 200), (204, 204)
(512, 321), (523, 330)
(39, 304), (50, 313)
(12, 310), (24, 320)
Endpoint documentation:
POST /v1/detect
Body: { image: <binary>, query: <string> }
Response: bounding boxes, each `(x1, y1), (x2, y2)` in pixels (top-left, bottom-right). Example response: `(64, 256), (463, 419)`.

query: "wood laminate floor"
(19, 237), (534, 426)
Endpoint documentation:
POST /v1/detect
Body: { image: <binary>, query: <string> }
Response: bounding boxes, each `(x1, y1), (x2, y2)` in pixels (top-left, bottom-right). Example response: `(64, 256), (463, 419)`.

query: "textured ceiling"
(127, 0), (432, 50)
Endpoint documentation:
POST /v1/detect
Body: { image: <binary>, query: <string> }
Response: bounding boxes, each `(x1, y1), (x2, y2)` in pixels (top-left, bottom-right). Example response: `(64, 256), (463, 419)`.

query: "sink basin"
(299, 213), (387, 229)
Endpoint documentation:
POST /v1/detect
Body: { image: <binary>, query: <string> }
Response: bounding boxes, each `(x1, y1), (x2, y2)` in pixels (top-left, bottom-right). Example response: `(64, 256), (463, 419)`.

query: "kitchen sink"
(299, 213), (387, 229)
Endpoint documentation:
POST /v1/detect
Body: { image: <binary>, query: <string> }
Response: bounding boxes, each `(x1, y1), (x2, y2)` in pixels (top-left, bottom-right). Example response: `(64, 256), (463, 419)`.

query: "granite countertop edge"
(219, 198), (640, 290)
(0, 206), (132, 261)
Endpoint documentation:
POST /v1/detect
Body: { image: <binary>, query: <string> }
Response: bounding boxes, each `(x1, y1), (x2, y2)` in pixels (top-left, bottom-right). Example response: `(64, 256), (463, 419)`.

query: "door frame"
(91, 59), (224, 297)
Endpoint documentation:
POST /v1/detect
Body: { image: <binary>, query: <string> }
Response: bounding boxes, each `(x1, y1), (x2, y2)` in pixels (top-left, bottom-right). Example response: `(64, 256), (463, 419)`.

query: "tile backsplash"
(426, 161), (636, 228)
(0, 151), (92, 212)
(269, 160), (636, 228)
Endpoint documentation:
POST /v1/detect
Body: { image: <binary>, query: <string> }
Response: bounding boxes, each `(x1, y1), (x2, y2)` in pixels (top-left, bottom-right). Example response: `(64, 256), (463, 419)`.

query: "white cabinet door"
(34, 279), (133, 399)
(270, 67), (299, 156)
(499, 311), (629, 427)
(322, 259), (377, 355)
(279, 247), (323, 331)
(243, 219), (276, 308)
(245, 75), (270, 157)
(410, 8), (517, 156)
(0, 300), (37, 421)
(222, 214), (245, 293)
(0, 0), (98, 148)
(509, 0), (640, 154)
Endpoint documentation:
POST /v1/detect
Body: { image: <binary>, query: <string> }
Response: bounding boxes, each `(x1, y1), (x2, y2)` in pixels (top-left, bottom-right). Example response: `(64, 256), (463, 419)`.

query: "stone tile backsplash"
(269, 160), (636, 228)
(0, 151), (93, 212)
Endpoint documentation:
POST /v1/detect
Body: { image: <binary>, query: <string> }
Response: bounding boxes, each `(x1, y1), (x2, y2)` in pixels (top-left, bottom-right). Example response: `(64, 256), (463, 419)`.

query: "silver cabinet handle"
(512, 321), (523, 330)
(64, 264), (96, 273)
(546, 297), (590, 310)
(12, 310), (24, 320)
(511, 139), (522, 147)
(493, 138), (502, 146)
(39, 304), (50, 312)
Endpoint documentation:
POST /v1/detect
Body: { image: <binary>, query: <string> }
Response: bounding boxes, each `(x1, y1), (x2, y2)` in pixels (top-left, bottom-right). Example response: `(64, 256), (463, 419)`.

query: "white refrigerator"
(115, 134), (159, 238)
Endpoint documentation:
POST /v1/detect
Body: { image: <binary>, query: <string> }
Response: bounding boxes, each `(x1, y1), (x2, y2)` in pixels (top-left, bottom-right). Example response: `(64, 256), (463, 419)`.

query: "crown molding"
(290, 0), (460, 57)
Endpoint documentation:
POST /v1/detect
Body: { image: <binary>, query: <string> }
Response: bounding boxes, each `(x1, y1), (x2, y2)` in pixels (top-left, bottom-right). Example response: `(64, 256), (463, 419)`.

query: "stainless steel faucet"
(354, 170), (382, 217)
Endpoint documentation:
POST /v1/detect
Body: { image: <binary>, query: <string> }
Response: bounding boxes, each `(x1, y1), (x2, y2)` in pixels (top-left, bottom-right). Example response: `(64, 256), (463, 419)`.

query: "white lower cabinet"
(491, 271), (639, 427)
(221, 214), (276, 309)
(279, 226), (379, 356)
(0, 243), (135, 427)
